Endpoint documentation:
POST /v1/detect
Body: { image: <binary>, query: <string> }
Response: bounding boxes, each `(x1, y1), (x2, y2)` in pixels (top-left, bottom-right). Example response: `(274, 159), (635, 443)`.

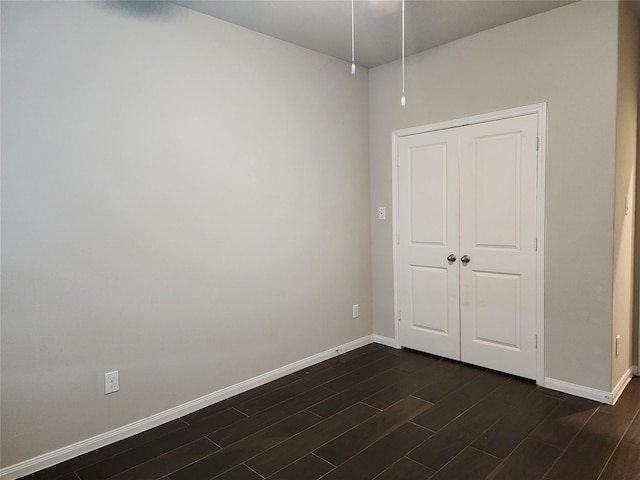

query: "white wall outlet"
(104, 370), (119, 394)
(378, 207), (386, 220)
(616, 336), (621, 357)
(352, 304), (359, 318)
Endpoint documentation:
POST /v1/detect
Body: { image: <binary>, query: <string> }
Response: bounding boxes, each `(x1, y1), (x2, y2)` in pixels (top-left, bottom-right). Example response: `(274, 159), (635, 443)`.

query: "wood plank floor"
(21, 344), (640, 480)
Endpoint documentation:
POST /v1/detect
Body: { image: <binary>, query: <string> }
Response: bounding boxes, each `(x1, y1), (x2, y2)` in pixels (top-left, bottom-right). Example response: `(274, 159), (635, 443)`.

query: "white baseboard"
(611, 369), (634, 404)
(373, 334), (398, 348)
(544, 368), (633, 405)
(0, 335), (374, 480)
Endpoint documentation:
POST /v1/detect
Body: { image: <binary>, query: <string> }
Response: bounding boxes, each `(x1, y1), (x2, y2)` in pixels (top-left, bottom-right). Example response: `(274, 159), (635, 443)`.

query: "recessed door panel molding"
(394, 104), (545, 383)
(470, 271), (521, 350)
(409, 144), (448, 245)
(472, 132), (521, 249)
(409, 265), (449, 334)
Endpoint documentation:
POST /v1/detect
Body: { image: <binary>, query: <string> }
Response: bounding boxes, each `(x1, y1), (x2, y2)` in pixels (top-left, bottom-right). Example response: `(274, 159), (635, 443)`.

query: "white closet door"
(397, 129), (460, 360)
(458, 114), (538, 379)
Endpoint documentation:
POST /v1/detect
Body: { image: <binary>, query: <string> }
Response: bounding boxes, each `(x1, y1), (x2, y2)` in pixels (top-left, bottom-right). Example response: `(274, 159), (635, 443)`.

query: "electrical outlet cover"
(105, 371), (119, 394)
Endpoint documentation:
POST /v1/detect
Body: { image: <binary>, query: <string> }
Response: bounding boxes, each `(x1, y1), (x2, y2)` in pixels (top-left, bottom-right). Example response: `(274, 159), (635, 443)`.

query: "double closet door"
(396, 114), (538, 380)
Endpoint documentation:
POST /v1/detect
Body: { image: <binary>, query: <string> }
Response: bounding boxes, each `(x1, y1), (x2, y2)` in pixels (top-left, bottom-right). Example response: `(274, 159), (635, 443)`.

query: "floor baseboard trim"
(0, 335), (374, 480)
(611, 369), (634, 404)
(544, 370), (633, 405)
(372, 334), (398, 348)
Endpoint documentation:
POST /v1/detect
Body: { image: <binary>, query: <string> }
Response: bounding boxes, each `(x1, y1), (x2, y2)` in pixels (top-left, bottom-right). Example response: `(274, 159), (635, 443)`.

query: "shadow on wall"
(98, 1), (187, 22)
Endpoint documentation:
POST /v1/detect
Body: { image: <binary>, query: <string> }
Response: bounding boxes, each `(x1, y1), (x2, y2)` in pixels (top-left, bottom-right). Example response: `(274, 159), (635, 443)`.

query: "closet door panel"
(459, 114), (538, 380)
(397, 129), (460, 360)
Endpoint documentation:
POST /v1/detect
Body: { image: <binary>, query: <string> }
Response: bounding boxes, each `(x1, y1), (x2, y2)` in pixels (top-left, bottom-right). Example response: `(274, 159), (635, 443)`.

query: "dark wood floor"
(21, 344), (640, 480)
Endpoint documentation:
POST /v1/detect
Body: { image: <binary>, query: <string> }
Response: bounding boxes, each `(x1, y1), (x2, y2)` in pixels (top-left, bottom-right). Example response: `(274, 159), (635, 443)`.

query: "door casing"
(391, 103), (546, 385)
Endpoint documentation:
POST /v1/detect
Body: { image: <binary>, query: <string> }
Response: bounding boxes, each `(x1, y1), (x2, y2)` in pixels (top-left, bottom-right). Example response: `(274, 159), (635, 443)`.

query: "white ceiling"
(173, 0), (577, 68)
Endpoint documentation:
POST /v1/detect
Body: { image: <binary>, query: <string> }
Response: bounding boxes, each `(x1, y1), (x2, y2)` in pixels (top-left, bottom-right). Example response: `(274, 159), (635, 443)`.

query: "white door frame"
(392, 103), (547, 386)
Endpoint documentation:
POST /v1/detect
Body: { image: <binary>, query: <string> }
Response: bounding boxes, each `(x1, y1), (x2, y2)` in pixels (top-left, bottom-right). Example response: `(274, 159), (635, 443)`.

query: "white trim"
(544, 369), (633, 405)
(611, 369), (634, 404)
(392, 132), (401, 350)
(535, 104), (547, 387)
(393, 104), (547, 139)
(373, 334), (399, 348)
(0, 335), (374, 480)
(391, 103), (547, 385)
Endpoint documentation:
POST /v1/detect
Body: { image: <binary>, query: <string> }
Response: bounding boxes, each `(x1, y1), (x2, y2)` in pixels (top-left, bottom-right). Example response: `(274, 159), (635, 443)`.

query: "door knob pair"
(447, 254), (470, 263)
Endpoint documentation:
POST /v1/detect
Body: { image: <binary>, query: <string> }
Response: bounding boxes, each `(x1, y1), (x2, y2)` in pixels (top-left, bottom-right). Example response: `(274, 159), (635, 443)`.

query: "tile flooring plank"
(22, 421), (189, 480)
(24, 349), (640, 480)
(234, 367), (346, 416)
(429, 447), (501, 480)
(529, 395), (599, 450)
(535, 387), (567, 400)
(412, 361), (485, 404)
(408, 398), (509, 470)
(182, 375), (302, 425)
(169, 410), (322, 480)
(77, 409), (244, 480)
(297, 344), (380, 376)
(318, 422), (432, 480)
(321, 360), (396, 393)
(621, 410), (640, 444)
(488, 377), (537, 406)
(373, 457), (436, 480)
(486, 439), (562, 480)
(362, 359), (445, 410)
(106, 438), (219, 480)
(472, 390), (561, 458)
(309, 370), (407, 418)
(246, 402), (378, 477)
(208, 386), (335, 447)
(545, 410), (634, 480)
(598, 377), (640, 419)
(315, 396), (432, 466)
(390, 350), (441, 374)
(334, 348), (395, 373)
(267, 454), (334, 480)
(213, 464), (263, 480)
(597, 440), (640, 480)
(412, 370), (511, 432)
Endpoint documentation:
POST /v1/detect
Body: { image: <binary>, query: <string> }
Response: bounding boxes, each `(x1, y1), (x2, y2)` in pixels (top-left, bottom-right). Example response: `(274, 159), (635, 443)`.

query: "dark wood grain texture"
(411, 370), (510, 432)
(486, 439), (561, 480)
(267, 454), (334, 480)
(408, 397), (509, 470)
(208, 386), (334, 447)
(545, 410), (635, 480)
(169, 410), (322, 480)
(472, 390), (561, 458)
(246, 402), (377, 477)
(373, 457), (436, 480)
(428, 447), (501, 480)
(77, 409), (243, 480)
(319, 422), (432, 480)
(105, 438), (219, 480)
(314, 396), (431, 466)
(19, 345), (640, 480)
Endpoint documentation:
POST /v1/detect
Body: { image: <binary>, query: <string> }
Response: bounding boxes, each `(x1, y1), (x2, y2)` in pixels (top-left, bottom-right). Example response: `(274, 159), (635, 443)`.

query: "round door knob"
(461, 255), (470, 263)
(447, 254), (456, 262)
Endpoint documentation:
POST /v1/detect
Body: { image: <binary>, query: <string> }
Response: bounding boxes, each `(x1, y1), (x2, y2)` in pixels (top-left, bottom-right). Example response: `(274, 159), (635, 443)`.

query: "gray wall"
(613, 2), (638, 387)
(1, 1), (371, 467)
(370, 1), (619, 392)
